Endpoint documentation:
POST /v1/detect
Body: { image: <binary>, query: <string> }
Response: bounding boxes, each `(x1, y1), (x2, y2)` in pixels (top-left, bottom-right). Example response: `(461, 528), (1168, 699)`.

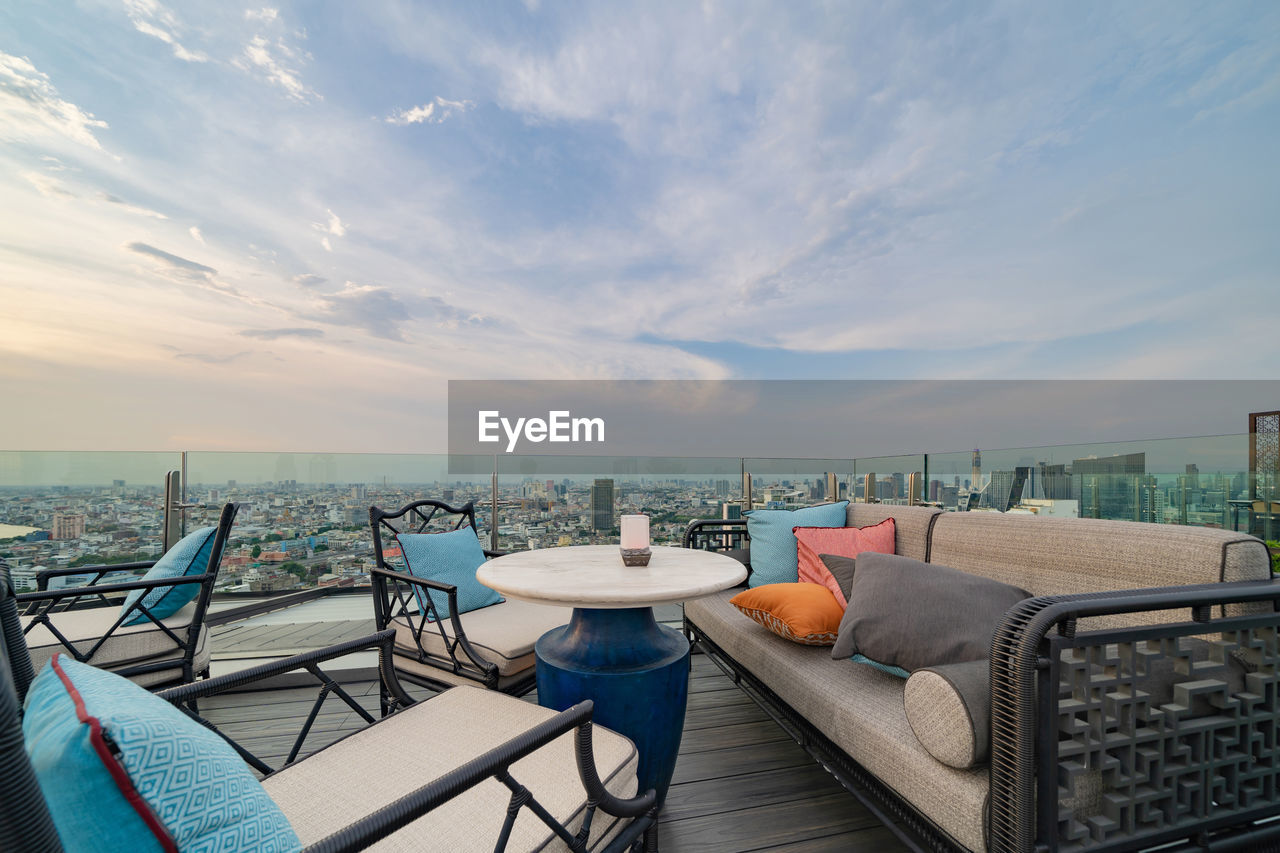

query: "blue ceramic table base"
(536, 607), (689, 805)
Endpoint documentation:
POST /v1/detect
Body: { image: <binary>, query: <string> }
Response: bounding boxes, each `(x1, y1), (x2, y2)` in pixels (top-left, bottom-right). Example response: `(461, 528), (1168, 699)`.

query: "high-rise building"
(1072, 453), (1146, 520)
(715, 480), (731, 499)
(971, 450), (983, 492)
(590, 479), (614, 531)
(986, 468), (1031, 512)
(52, 512), (86, 540)
(1038, 463), (1072, 500)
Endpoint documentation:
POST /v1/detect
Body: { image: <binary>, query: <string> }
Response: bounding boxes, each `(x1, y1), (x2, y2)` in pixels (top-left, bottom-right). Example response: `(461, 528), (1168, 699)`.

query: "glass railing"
(3, 435), (1277, 598)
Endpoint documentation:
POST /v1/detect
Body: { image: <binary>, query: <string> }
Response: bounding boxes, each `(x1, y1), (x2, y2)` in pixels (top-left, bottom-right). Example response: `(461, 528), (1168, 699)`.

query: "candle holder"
(620, 546), (652, 567)
(620, 514), (651, 566)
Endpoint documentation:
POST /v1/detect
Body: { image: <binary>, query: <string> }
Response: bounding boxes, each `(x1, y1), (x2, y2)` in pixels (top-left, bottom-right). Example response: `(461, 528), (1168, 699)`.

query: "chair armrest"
(158, 629), (412, 708)
(302, 699), (657, 853)
(369, 566), (499, 685)
(19, 572), (212, 604)
(36, 562), (155, 590)
(989, 578), (1280, 853)
(482, 549), (509, 559)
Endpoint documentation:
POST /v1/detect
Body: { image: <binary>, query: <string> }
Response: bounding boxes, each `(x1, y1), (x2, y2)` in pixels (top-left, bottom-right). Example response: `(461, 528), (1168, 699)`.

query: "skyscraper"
(590, 479), (615, 531)
(1072, 453), (1146, 520)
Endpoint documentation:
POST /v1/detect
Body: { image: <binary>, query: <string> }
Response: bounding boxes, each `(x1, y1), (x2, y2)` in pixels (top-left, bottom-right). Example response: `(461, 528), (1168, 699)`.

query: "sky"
(1, 2), (1278, 453)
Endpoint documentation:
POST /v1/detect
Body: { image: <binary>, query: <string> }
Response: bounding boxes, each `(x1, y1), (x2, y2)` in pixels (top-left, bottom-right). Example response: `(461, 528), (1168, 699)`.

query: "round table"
(476, 545), (747, 805)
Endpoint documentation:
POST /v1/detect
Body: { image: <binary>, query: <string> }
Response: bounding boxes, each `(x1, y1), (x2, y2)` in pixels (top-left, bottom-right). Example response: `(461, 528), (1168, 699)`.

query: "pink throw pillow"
(793, 519), (895, 607)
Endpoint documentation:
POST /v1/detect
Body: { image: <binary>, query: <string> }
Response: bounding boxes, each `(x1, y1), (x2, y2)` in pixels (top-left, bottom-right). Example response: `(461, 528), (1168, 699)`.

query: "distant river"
(0, 523), (40, 538)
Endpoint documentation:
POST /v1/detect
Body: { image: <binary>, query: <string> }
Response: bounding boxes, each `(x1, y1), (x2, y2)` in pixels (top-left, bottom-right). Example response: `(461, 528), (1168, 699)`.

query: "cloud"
(122, 0), (208, 63)
(386, 96), (474, 126)
(320, 236), (332, 252)
(239, 327), (324, 340)
(0, 52), (109, 149)
(314, 281), (413, 340)
(189, 226), (205, 243)
(320, 209), (345, 236)
(236, 34), (317, 102)
(123, 242), (245, 299)
(292, 273), (327, 288)
(245, 8), (279, 23)
(175, 350), (251, 363)
(23, 171), (74, 198)
(99, 192), (168, 219)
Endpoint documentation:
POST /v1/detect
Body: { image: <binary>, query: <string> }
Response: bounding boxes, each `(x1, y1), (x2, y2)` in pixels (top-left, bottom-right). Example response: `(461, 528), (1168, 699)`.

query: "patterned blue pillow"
(745, 501), (849, 587)
(23, 655), (301, 853)
(396, 529), (503, 620)
(120, 526), (217, 626)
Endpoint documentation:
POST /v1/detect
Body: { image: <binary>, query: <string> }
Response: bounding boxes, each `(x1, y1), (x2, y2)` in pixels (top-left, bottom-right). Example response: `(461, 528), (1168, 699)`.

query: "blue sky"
(1, 2), (1277, 451)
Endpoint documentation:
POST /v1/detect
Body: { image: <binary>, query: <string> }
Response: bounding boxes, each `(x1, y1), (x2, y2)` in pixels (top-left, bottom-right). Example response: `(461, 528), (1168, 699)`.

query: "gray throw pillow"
(904, 659), (990, 769)
(831, 552), (1029, 670)
(817, 553), (856, 601)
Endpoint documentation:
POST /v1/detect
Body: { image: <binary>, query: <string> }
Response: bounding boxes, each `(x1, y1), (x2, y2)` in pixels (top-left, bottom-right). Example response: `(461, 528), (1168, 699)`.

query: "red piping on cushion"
(50, 654), (177, 853)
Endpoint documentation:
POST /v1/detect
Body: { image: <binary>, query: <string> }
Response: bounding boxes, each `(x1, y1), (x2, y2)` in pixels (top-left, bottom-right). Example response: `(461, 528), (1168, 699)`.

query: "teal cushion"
(397, 529), (503, 620)
(744, 501), (848, 587)
(23, 655), (301, 853)
(120, 526), (217, 626)
(851, 653), (909, 679)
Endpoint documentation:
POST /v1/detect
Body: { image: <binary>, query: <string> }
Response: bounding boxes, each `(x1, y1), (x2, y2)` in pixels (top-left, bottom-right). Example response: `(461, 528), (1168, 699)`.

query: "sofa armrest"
(989, 579), (1280, 853)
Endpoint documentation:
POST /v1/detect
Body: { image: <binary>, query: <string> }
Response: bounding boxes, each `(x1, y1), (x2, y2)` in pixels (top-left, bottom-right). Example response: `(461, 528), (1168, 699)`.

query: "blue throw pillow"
(396, 528), (503, 620)
(23, 655), (301, 853)
(120, 526), (218, 626)
(745, 501), (848, 587)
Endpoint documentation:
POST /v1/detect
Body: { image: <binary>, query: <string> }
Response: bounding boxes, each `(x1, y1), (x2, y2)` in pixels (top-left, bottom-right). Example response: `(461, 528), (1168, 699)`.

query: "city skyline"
(3, 3), (1279, 452)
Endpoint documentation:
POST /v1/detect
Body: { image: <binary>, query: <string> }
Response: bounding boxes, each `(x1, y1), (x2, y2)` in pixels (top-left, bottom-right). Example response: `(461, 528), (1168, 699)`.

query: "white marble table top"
(476, 545), (747, 609)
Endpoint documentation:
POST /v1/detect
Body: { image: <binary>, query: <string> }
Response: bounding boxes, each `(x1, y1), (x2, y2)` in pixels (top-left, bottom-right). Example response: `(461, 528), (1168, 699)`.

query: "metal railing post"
(161, 469), (181, 553)
(490, 456), (499, 552)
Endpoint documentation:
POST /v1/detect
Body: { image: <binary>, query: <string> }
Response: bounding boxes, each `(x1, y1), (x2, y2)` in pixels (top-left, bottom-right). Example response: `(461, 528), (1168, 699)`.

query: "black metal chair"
(682, 518), (751, 582)
(370, 499), (571, 704)
(0, 565), (658, 853)
(17, 502), (239, 689)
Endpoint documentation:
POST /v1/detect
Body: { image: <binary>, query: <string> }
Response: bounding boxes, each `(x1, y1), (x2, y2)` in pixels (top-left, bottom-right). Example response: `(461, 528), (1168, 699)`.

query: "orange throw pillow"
(730, 583), (844, 646)
(793, 519), (895, 608)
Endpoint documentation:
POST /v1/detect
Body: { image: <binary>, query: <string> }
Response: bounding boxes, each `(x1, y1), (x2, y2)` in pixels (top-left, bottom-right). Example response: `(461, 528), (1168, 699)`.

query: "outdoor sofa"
(684, 504), (1279, 853)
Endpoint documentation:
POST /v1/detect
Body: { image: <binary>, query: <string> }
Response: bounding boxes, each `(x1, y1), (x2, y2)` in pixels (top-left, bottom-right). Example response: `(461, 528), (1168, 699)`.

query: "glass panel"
(744, 458), (854, 508)
(494, 455), (743, 551)
(183, 452), (491, 592)
(852, 454), (926, 505)
(924, 435), (1254, 527)
(0, 451), (182, 591)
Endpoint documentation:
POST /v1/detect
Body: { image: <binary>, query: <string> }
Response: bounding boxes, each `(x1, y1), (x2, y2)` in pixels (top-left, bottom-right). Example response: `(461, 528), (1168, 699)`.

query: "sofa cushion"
(23, 602), (208, 687)
(817, 554), (857, 602)
(927, 513), (1272, 628)
(392, 599), (572, 677)
(686, 590), (989, 852)
(904, 659), (990, 769)
(744, 502), (848, 587)
(25, 655), (301, 852)
(831, 553), (1029, 671)
(120, 525), (217, 625)
(730, 583), (844, 646)
(794, 519), (894, 607)
(846, 504), (940, 563)
(397, 529), (503, 619)
(263, 685), (638, 852)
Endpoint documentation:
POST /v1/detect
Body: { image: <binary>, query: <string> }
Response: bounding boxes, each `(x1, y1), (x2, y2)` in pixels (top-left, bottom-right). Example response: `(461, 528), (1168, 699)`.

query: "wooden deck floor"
(199, 654), (906, 852)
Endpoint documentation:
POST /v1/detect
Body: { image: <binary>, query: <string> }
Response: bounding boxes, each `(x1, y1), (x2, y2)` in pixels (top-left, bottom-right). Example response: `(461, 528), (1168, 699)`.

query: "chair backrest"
(368, 500), (483, 630)
(181, 501), (241, 635)
(0, 565), (64, 853)
(683, 519), (751, 576)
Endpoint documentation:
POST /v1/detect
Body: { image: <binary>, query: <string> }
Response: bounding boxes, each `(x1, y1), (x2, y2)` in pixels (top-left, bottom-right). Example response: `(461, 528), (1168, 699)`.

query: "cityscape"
(3, 447), (1273, 595)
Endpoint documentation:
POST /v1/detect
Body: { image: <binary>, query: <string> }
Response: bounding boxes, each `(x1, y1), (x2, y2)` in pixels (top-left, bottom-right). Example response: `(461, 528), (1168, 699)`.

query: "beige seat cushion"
(392, 599), (572, 677)
(687, 589), (989, 852)
(264, 685), (639, 852)
(22, 601), (207, 686)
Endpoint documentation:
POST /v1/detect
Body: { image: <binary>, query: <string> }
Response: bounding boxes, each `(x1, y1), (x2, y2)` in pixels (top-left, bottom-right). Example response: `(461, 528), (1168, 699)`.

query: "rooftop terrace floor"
(201, 651), (909, 852)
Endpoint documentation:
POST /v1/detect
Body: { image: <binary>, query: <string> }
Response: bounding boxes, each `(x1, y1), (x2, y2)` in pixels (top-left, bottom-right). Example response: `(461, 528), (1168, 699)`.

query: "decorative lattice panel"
(1251, 411), (1280, 501)
(1052, 630), (1280, 851)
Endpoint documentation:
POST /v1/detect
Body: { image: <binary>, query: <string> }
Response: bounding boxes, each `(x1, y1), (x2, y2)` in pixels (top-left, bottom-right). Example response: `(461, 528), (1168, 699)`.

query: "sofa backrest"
(927, 512), (1271, 625)
(847, 504), (941, 563)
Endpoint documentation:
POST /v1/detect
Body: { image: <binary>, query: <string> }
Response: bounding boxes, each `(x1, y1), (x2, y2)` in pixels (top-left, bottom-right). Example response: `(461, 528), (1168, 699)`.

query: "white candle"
(620, 514), (649, 550)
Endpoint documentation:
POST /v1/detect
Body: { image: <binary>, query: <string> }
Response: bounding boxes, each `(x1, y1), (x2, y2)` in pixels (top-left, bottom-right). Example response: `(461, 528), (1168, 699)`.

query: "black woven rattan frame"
(369, 499), (534, 704)
(688, 576), (1280, 853)
(2, 562), (659, 853)
(16, 502), (240, 689)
